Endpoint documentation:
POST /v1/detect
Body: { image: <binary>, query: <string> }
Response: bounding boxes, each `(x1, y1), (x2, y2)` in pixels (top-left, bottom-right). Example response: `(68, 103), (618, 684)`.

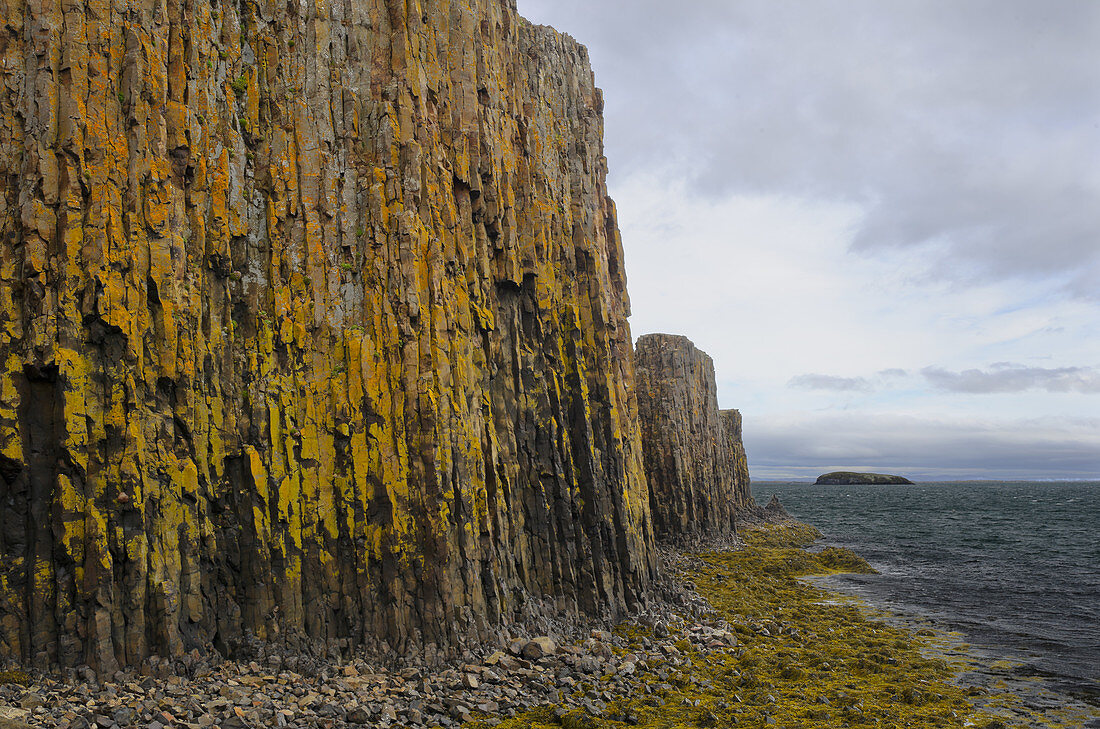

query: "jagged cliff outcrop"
(0, 0), (657, 671)
(720, 409), (753, 512)
(634, 334), (752, 540)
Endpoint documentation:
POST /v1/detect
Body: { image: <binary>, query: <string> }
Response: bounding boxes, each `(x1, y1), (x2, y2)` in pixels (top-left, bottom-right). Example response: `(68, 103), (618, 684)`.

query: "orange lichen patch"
(0, 0), (656, 670)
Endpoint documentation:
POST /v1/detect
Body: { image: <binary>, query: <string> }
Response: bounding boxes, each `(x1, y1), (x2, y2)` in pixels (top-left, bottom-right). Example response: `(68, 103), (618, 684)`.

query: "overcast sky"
(518, 0), (1100, 481)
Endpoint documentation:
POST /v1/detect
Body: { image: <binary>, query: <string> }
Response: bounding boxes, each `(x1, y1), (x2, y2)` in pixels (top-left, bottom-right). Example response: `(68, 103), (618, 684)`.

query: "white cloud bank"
(923, 365), (1100, 394)
(520, 0), (1100, 297)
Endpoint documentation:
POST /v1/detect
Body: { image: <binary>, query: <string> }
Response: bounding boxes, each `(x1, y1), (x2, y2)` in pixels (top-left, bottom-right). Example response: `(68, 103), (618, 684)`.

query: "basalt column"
(634, 334), (751, 540)
(720, 409), (753, 512)
(0, 0), (657, 670)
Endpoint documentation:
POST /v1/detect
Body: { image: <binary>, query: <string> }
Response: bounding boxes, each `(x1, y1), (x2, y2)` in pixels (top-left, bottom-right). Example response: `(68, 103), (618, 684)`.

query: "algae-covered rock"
(817, 547), (878, 574)
(0, 670), (30, 687)
(474, 523), (1015, 729)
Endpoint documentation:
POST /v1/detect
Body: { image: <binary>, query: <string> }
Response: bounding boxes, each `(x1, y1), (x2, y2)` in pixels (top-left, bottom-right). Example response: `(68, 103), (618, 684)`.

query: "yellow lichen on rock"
(0, 0), (656, 669)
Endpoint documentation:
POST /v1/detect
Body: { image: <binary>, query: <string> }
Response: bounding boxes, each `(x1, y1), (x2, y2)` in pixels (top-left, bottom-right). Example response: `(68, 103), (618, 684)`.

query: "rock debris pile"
(0, 581), (749, 729)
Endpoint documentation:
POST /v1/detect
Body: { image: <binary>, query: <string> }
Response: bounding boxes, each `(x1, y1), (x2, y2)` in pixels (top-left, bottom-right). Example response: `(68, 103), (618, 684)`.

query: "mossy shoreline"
(473, 523), (1100, 729)
(3, 523), (1095, 728)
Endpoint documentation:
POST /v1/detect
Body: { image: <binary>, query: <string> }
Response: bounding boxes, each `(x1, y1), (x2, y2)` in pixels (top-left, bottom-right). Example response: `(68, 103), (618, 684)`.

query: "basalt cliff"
(634, 334), (752, 540)
(0, 0), (761, 673)
(0, 0), (662, 671)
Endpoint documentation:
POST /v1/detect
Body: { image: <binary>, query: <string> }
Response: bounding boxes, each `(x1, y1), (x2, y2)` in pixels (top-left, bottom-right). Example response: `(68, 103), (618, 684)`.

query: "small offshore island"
(816, 471), (915, 485)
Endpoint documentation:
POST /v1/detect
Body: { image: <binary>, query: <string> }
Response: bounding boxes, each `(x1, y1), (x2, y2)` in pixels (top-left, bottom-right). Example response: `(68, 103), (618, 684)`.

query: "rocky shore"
(0, 553), (732, 729)
(2, 522), (1095, 729)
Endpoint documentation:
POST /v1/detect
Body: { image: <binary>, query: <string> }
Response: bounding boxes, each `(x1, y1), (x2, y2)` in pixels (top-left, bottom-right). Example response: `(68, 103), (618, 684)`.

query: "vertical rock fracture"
(634, 334), (752, 540)
(0, 0), (658, 670)
(720, 409), (752, 513)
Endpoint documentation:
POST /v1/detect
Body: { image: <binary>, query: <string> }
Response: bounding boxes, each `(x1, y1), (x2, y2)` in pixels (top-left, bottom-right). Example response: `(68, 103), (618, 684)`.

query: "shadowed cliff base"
(4, 524), (1091, 729)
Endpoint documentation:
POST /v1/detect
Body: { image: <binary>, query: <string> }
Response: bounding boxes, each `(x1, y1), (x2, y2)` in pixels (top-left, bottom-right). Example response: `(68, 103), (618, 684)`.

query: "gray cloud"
(518, 0), (1100, 482)
(788, 374), (871, 392)
(878, 369), (908, 378)
(518, 0), (1100, 295)
(922, 364), (1100, 394)
(743, 414), (1100, 481)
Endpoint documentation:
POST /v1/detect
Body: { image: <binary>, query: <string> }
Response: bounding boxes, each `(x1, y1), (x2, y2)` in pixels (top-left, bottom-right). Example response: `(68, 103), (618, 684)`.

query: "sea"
(752, 481), (1100, 710)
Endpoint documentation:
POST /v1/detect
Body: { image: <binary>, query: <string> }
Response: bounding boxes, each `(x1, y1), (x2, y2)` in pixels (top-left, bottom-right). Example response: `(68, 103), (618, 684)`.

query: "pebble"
(0, 549), (747, 728)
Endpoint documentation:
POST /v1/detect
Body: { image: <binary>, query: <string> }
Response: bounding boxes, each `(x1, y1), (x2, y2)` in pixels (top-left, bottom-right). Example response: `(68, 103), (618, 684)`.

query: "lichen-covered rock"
(0, 0), (656, 670)
(634, 334), (751, 540)
(720, 409), (753, 512)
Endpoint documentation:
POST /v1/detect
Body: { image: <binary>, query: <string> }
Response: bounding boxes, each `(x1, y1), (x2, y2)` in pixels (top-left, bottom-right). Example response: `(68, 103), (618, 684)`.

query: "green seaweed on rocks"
(739, 523), (822, 549)
(472, 524), (1090, 729)
(0, 669), (30, 686)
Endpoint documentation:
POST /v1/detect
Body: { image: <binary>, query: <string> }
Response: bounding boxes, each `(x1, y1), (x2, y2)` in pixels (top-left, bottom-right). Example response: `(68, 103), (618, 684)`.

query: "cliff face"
(720, 409), (753, 511)
(0, 0), (656, 671)
(634, 334), (751, 540)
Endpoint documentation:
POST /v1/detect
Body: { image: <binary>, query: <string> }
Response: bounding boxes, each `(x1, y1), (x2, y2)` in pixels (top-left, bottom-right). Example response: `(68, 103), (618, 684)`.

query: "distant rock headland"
(815, 472), (914, 485)
(634, 334), (753, 540)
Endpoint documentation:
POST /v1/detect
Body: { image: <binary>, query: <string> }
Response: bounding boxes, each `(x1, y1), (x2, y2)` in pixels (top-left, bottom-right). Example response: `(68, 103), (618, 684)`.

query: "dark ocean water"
(753, 481), (1100, 702)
